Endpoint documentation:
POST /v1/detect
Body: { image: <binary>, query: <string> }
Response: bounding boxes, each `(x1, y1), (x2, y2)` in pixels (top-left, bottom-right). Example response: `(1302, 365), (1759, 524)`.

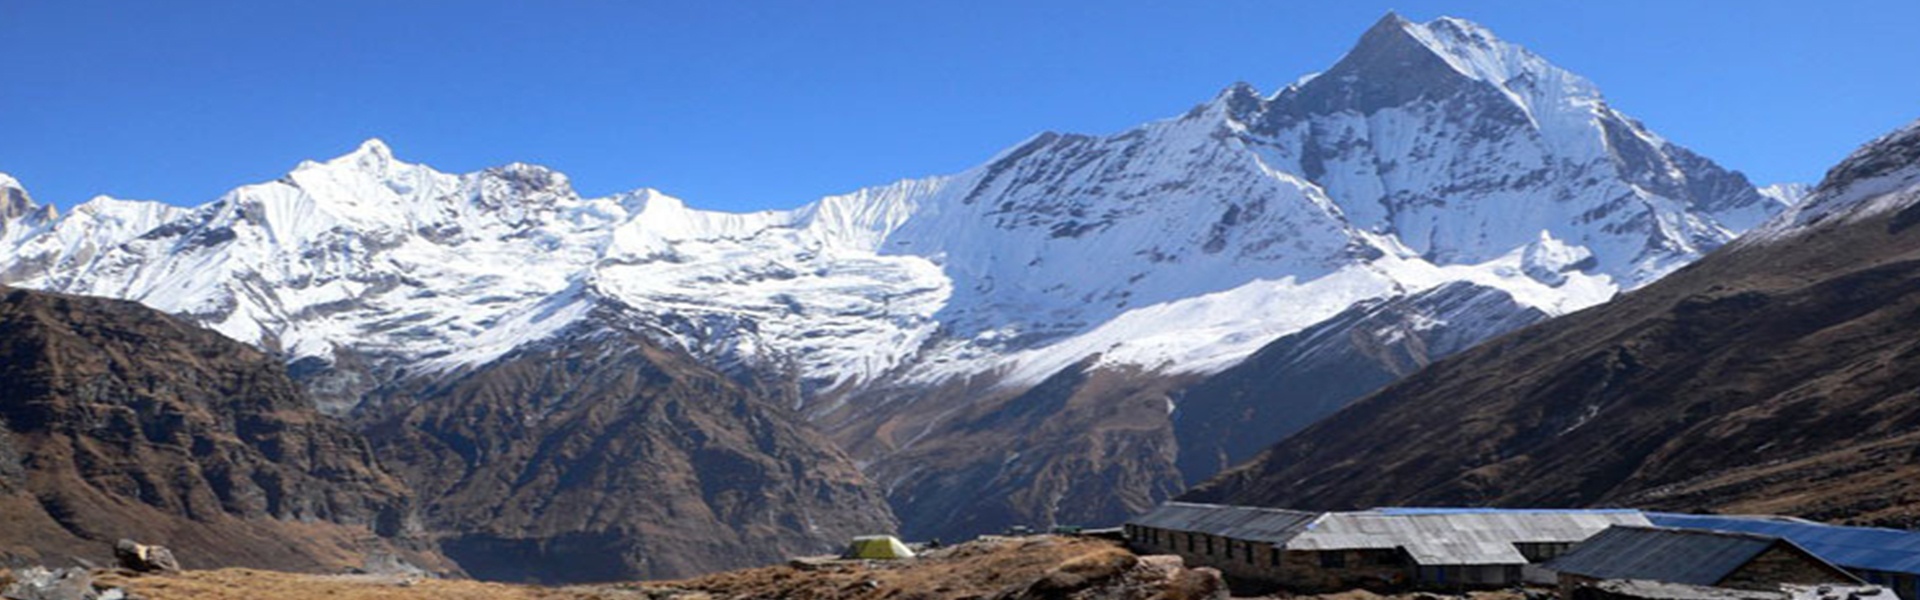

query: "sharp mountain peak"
(346, 137), (396, 161)
(0, 173), (37, 221)
(1272, 12), (1589, 120)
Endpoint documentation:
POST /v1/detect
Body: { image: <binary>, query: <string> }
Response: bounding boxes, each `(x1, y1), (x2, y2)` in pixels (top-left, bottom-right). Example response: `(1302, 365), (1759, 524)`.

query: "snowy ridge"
(1746, 118), (1920, 244)
(1397, 14), (1603, 128)
(0, 14), (1781, 410)
(0, 172), (50, 229)
(1758, 183), (1811, 207)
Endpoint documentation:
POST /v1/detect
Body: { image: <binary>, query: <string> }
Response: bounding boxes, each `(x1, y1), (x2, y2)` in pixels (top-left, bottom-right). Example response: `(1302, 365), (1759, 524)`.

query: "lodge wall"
(1720, 545), (1861, 591)
(1123, 524), (1412, 592)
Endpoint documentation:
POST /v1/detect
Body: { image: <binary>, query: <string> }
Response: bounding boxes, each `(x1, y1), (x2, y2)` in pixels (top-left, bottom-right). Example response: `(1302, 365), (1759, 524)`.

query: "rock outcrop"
(0, 287), (445, 573)
(111, 540), (178, 574)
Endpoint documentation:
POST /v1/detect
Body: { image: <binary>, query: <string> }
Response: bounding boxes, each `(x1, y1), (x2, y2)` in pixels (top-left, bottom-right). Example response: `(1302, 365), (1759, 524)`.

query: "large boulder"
(112, 539), (179, 574)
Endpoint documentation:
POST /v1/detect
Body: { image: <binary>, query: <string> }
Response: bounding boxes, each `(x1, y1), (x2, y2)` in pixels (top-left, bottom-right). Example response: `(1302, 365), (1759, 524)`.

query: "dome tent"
(844, 535), (916, 559)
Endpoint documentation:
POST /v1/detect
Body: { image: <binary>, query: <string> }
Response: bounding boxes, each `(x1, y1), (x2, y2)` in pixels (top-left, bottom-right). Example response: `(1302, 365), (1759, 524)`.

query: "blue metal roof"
(1649, 513), (1920, 574)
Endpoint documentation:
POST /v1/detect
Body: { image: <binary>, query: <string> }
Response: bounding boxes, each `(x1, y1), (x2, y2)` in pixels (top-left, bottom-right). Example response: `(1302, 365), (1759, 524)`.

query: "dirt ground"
(86, 536), (1182, 600)
(636, 535), (1161, 600)
(91, 569), (633, 600)
(82, 536), (1535, 600)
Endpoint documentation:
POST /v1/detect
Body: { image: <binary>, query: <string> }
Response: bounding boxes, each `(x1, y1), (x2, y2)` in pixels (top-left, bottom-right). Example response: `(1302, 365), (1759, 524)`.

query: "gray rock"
(111, 540), (178, 574)
(359, 551), (427, 578)
(1, 566), (97, 600)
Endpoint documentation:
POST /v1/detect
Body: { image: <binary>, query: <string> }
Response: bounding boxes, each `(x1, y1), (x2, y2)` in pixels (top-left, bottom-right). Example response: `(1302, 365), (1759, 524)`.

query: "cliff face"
(0, 287), (443, 572)
(359, 314), (898, 583)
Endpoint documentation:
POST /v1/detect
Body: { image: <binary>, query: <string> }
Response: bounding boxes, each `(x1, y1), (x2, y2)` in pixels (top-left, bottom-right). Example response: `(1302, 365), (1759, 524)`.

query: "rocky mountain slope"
(0, 286), (443, 572)
(358, 306), (897, 583)
(0, 13), (1788, 552)
(1169, 282), (1548, 484)
(1185, 118), (1920, 529)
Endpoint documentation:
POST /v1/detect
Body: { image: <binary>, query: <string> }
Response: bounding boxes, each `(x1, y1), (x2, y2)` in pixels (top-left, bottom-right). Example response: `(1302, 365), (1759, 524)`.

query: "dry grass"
(87, 539), (1536, 600)
(629, 535), (1127, 600)
(91, 536), (1135, 600)
(94, 569), (644, 600)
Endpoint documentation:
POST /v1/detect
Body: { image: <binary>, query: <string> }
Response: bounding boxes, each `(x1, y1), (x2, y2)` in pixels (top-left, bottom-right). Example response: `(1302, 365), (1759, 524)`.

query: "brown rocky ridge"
(356, 303), (898, 583)
(0, 286), (448, 573)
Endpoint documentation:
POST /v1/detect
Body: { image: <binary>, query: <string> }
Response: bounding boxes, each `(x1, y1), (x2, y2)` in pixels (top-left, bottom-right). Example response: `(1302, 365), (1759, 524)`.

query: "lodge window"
(1205, 535), (1214, 555)
(1245, 543), (1255, 565)
(1185, 533), (1194, 553)
(1516, 542), (1571, 563)
(1320, 551), (1346, 568)
(1270, 547), (1280, 566)
(1225, 540), (1233, 559)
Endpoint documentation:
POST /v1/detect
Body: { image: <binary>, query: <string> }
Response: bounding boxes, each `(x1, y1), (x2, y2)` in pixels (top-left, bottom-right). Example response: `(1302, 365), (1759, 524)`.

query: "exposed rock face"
(0, 287), (442, 572)
(1185, 119), (1920, 528)
(0, 175), (36, 222)
(358, 309), (898, 583)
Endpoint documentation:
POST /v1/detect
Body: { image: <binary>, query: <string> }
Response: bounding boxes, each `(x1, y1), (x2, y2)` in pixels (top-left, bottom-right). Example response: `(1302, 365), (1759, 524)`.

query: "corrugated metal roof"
(1376, 507), (1646, 516)
(1546, 526), (1781, 585)
(1288, 510), (1653, 566)
(1129, 504), (1649, 566)
(1650, 513), (1920, 575)
(1126, 502), (1320, 544)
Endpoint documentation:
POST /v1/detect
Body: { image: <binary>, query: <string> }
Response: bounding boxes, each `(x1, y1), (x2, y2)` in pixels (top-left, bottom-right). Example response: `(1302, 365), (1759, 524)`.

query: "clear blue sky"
(3, 1), (1917, 212)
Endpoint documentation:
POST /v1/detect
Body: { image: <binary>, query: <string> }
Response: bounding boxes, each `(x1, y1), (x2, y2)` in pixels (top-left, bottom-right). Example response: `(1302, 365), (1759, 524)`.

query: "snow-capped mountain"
(0, 173), (37, 220)
(1748, 119), (1920, 242)
(1758, 182), (1812, 207)
(1181, 117), (1920, 521)
(0, 13), (1784, 542)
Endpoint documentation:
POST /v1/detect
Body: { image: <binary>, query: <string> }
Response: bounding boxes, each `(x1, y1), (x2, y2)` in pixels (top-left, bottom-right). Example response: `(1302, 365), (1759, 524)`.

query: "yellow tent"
(843, 535), (916, 559)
